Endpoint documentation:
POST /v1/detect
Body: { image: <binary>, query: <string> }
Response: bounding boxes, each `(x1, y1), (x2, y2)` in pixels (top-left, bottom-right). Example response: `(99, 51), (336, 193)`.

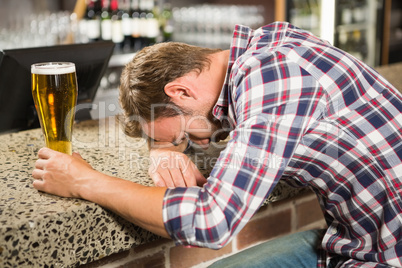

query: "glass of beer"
(31, 62), (78, 155)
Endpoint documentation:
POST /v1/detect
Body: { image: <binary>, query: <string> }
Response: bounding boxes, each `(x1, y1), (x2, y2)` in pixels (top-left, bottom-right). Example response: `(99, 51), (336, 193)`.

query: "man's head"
(119, 42), (222, 139)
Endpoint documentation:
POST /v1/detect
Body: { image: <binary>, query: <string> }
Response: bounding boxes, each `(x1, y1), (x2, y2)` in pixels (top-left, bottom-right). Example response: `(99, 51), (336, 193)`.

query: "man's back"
(219, 22), (402, 266)
(242, 23), (402, 267)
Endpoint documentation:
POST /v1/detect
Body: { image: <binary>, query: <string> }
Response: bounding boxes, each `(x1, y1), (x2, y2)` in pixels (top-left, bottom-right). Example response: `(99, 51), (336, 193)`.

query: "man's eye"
(171, 141), (179, 146)
(171, 133), (189, 146)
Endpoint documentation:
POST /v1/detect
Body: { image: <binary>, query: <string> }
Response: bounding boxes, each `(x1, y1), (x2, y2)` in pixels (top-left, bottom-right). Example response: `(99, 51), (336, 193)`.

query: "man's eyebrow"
(146, 135), (176, 144)
(146, 132), (187, 145)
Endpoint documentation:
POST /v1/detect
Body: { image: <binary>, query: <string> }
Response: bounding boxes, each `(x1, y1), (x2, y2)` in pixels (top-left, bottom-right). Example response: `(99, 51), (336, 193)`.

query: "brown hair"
(119, 42), (221, 138)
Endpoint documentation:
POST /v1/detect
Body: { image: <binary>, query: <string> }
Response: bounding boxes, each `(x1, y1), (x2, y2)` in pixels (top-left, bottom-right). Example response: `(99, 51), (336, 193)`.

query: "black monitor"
(0, 41), (115, 134)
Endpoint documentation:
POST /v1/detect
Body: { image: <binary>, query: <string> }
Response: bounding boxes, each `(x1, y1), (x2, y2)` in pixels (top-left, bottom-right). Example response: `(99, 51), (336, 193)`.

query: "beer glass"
(31, 62), (78, 155)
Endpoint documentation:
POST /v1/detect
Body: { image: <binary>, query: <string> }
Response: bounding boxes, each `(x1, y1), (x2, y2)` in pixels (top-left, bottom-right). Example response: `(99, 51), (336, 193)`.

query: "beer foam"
(31, 62), (76, 75)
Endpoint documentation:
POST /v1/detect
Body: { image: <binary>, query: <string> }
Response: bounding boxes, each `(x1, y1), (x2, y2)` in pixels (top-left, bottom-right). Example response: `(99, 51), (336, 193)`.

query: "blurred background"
(0, 0), (401, 119)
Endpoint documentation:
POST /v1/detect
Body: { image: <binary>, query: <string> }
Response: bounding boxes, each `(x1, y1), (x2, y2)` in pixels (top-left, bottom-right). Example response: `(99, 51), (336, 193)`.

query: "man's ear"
(164, 81), (197, 101)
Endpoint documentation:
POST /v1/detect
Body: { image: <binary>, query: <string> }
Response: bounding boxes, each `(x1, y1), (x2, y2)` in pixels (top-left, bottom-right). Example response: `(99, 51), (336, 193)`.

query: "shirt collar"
(213, 24), (254, 121)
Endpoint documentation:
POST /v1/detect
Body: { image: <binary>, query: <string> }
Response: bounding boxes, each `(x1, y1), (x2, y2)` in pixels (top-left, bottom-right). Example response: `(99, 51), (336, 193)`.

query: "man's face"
(143, 112), (226, 149)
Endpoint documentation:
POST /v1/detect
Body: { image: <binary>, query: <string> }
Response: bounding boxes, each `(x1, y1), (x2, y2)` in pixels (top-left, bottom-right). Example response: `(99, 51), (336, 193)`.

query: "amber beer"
(31, 62), (78, 155)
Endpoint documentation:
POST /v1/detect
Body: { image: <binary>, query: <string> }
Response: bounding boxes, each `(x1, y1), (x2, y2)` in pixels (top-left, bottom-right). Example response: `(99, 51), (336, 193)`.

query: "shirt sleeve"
(162, 52), (325, 249)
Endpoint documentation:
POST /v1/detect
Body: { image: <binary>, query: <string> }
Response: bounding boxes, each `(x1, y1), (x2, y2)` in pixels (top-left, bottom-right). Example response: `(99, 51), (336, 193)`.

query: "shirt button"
(331, 228), (337, 235)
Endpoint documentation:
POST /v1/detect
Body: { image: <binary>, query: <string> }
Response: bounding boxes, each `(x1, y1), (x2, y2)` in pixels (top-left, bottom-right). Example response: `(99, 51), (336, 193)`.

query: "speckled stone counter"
(376, 62), (402, 93)
(0, 117), (304, 267)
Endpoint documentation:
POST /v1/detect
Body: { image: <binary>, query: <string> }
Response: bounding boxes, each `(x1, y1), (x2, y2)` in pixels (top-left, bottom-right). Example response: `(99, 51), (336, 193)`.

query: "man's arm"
(32, 148), (169, 238)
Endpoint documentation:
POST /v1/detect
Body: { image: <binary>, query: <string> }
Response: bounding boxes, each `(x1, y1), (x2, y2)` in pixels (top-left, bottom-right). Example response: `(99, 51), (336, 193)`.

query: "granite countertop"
(0, 117), (303, 267)
(376, 62), (402, 93)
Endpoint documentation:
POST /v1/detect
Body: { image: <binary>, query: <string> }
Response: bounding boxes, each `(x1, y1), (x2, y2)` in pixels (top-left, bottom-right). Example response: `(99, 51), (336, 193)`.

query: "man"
(32, 22), (402, 267)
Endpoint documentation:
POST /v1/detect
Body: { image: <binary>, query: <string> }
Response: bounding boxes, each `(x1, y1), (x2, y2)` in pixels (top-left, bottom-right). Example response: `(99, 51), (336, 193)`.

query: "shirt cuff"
(162, 186), (201, 246)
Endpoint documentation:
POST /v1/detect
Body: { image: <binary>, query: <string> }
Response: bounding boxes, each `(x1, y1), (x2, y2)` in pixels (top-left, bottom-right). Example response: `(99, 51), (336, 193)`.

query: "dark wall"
(389, 0), (402, 63)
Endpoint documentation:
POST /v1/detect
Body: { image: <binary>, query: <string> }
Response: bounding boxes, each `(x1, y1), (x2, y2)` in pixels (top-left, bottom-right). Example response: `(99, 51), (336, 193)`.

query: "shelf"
(336, 23), (371, 32)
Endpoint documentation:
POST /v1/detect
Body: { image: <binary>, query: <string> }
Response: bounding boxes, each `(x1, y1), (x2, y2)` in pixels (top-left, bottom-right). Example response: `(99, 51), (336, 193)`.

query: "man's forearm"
(32, 148), (172, 238)
(78, 172), (170, 238)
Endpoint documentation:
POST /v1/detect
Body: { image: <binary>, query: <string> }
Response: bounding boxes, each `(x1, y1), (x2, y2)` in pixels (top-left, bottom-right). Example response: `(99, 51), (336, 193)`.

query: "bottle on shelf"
(141, 0), (160, 48)
(160, 2), (173, 42)
(80, 0), (164, 52)
(130, 0), (142, 51)
(120, 0), (133, 52)
(139, 0), (149, 48)
(85, 0), (102, 42)
(101, 0), (112, 41)
(111, 0), (124, 51)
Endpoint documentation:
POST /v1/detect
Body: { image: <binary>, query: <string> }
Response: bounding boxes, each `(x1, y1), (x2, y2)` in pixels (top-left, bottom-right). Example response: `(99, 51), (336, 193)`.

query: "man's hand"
(149, 148), (207, 187)
(32, 147), (97, 198)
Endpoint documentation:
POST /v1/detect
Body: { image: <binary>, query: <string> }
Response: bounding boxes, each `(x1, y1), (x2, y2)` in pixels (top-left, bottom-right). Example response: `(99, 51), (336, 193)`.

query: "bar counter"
(0, 117), (304, 267)
(376, 62), (402, 91)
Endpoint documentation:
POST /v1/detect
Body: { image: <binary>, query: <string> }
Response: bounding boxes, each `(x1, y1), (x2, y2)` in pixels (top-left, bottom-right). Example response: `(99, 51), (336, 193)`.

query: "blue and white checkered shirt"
(163, 22), (402, 267)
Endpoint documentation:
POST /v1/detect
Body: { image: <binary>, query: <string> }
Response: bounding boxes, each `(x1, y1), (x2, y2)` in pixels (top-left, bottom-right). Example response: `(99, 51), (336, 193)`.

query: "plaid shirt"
(163, 22), (402, 267)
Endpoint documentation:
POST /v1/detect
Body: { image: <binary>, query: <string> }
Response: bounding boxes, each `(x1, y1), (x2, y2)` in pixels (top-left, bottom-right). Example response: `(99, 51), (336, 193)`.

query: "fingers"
(35, 148), (66, 172)
(38, 148), (81, 160)
(181, 164), (197, 187)
(150, 168), (175, 187)
(168, 167), (188, 187)
(34, 159), (47, 170)
(149, 150), (205, 188)
(32, 168), (46, 192)
(150, 164), (195, 188)
(38, 147), (58, 159)
(151, 173), (167, 187)
(32, 168), (45, 180)
(31, 170), (62, 196)
(32, 178), (45, 191)
(191, 162), (207, 186)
